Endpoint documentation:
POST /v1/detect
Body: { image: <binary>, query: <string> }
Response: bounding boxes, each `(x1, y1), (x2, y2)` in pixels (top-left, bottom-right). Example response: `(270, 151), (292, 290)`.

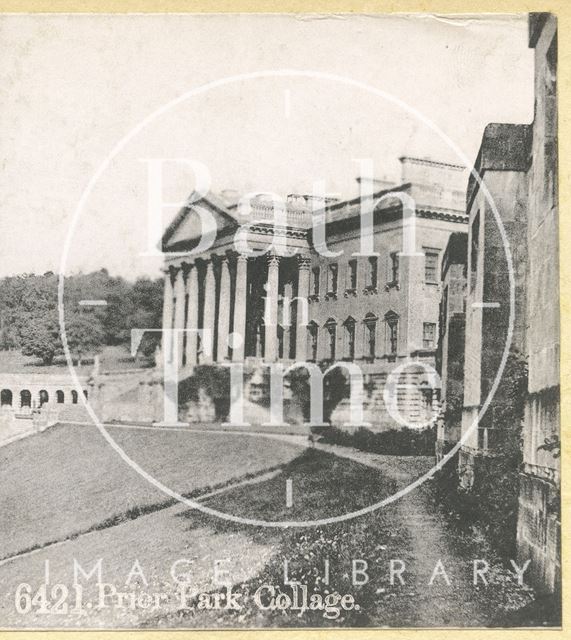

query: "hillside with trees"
(0, 270), (163, 366)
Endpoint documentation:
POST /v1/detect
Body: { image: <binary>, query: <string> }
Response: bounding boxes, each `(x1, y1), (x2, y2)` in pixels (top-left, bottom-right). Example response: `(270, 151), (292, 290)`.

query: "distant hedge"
(318, 425), (436, 456)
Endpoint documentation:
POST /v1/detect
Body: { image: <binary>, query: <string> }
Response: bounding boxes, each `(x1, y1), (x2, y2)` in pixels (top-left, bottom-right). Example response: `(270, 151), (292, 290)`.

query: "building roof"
(161, 157), (469, 252)
(441, 231), (468, 280)
(466, 123), (532, 211)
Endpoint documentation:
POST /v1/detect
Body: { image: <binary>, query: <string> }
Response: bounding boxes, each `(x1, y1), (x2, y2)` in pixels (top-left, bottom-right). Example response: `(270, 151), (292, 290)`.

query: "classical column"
(162, 267), (175, 363)
(232, 254), (248, 361)
(202, 258), (216, 363)
(173, 266), (186, 367)
(264, 253), (281, 362)
(185, 262), (199, 368)
(295, 255), (311, 361)
(282, 281), (293, 359)
(216, 255), (231, 361)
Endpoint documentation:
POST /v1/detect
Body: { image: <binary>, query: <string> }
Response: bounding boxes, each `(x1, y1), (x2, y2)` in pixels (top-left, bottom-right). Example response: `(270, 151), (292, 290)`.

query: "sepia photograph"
(0, 8), (562, 630)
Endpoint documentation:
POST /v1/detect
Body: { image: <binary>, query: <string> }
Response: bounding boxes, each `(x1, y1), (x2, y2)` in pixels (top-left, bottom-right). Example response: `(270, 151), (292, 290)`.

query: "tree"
(1, 270), (163, 363)
(65, 312), (106, 366)
(19, 310), (61, 365)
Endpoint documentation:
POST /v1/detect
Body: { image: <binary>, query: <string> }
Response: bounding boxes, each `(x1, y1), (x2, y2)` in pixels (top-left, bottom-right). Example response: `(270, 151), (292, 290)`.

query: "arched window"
(20, 389), (32, 408)
(324, 318), (337, 361)
(364, 312), (378, 361)
(343, 317), (356, 360)
(307, 322), (318, 362)
(385, 311), (399, 356)
(83, 390), (88, 399)
(1, 389), (13, 406)
(39, 390), (49, 406)
(71, 390), (78, 404)
(56, 390), (65, 404)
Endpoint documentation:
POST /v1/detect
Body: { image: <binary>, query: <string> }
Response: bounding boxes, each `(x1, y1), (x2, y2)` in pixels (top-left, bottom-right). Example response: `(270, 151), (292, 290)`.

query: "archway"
(71, 390), (78, 404)
(20, 390), (31, 408)
(0, 389), (13, 406)
(39, 390), (49, 406)
(56, 390), (65, 404)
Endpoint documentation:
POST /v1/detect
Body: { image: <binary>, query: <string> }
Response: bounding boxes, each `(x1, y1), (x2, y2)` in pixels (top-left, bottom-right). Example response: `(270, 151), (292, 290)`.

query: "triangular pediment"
(162, 192), (239, 252)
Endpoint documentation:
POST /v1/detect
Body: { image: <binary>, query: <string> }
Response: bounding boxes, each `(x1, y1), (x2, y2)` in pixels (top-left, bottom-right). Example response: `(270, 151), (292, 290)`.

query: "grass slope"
(0, 423), (300, 559)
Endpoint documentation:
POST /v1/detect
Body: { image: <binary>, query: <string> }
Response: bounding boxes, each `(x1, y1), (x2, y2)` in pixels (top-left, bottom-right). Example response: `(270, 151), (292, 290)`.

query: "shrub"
(432, 351), (528, 558)
(318, 424), (436, 456)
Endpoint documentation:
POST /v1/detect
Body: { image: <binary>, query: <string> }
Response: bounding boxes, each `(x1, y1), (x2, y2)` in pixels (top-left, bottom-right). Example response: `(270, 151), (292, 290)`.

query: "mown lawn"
(0, 345), (147, 374)
(0, 423), (301, 559)
(0, 438), (538, 629)
(0, 446), (401, 628)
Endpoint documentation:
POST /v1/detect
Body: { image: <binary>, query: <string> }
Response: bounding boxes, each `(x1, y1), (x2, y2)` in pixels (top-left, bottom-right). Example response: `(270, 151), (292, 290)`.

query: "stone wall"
(516, 13), (560, 596)
(517, 471), (560, 594)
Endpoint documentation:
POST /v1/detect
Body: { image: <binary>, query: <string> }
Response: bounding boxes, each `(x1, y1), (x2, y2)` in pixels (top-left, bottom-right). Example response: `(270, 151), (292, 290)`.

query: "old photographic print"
(0, 8), (562, 631)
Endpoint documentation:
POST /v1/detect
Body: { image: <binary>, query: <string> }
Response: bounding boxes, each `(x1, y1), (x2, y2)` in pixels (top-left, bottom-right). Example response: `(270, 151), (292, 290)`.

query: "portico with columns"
(161, 191), (313, 370)
(162, 249), (312, 371)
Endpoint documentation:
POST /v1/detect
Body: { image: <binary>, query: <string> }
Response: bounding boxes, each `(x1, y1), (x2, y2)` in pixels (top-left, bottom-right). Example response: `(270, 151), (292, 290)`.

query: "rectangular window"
(368, 257), (378, 288)
(423, 322), (436, 349)
(312, 267), (320, 296)
(328, 263), (338, 294)
(424, 251), (439, 283)
(390, 252), (399, 283)
(470, 212), (480, 291)
(348, 259), (358, 289)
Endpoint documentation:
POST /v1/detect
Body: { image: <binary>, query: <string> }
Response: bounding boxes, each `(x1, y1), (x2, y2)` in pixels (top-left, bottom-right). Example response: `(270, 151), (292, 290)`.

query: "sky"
(0, 13), (534, 280)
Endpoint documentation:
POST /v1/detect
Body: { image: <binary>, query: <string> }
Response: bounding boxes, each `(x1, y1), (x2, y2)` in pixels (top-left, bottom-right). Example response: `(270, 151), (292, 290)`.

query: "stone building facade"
(459, 122), (530, 485)
(438, 13), (560, 596)
(516, 13), (560, 595)
(435, 232), (467, 461)
(160, 157), (468, 430)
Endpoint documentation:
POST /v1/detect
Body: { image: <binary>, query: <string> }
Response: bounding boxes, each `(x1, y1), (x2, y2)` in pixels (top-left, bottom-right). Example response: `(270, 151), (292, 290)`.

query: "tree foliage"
(0, 270), (163, 365)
